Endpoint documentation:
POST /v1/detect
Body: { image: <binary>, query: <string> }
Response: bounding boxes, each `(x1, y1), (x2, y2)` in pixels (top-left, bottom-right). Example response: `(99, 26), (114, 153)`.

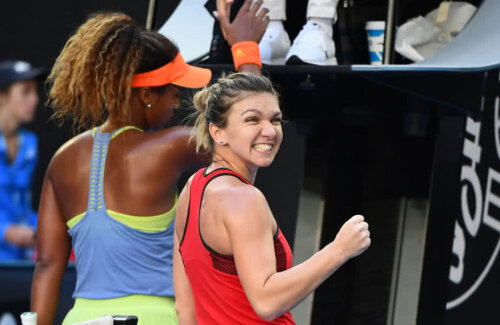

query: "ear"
(209, 122), (224, 144)
(138, 87), (153, 107)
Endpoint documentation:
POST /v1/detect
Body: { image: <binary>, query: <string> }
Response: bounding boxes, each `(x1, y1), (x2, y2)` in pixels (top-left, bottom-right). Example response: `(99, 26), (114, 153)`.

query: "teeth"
(254, 144), (273, 151)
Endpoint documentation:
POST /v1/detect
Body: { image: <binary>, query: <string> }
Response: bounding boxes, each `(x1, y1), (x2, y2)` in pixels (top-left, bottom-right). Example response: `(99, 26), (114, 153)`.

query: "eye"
(245, 117), (258, 123)
(271, 117), (283, 125)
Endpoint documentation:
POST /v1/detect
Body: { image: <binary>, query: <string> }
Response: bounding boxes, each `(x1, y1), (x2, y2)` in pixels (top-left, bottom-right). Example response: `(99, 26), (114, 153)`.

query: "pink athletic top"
(179, 168), (295, 324)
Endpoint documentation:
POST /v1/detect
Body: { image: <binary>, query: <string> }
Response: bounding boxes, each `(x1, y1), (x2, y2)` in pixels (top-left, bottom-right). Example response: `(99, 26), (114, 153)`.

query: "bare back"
(48, 126), (199, 222)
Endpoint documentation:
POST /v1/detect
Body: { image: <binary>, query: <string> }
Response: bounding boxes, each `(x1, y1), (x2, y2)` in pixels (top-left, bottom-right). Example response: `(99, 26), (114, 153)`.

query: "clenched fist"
(332, 215), (371, 261)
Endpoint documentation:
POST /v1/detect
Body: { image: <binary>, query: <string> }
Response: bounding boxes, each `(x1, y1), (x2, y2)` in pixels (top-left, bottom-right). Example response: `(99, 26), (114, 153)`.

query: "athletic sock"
(268, 19), (285, 31)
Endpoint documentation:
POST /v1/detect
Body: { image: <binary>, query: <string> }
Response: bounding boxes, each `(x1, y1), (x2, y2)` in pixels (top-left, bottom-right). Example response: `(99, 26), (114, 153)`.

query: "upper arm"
(36, 167), (71, 265)
(173, 230), (198, 324)
(173, 177), (198, 324)
(222, 187), (277, 308)
(31, 164), (71, 325)
(175, 175), (192, 240)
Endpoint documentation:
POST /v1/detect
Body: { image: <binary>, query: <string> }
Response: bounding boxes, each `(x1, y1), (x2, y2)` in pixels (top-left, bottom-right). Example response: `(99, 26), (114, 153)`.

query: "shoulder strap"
(110, 125), (144, 139)
(202, 167), (252, 185)
(86, 128), (112, 212)
(86, 126), (144, 212)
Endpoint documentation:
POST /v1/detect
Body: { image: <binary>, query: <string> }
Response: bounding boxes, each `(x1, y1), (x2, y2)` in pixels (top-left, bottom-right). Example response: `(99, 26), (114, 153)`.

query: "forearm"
(173, 233), (198, 325)
(251, 243), (347, 320)
(174, 274), (198, 325)
(31, 261), (67, 325)
(237, 63), (261, 75)
(176, 309), (198, 325)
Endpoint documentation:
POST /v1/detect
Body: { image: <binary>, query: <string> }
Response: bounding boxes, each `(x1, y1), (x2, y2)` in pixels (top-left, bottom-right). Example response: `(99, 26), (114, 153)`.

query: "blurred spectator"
(0, 60), (42, 261)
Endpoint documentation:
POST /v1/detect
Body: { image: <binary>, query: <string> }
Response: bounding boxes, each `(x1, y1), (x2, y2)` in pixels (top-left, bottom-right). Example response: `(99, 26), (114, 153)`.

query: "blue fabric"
(0, 128), (38, 260)
(69, 128), (175, 299)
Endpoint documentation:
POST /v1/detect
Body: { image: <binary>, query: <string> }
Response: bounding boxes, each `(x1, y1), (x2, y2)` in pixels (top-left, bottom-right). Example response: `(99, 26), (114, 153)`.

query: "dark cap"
(0, 60), (44, 90)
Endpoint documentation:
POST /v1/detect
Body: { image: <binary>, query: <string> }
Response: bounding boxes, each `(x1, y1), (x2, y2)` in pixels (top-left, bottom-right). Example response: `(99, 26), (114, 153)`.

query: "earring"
(147, 103), (151, 108)
(219, 140), (224, 144)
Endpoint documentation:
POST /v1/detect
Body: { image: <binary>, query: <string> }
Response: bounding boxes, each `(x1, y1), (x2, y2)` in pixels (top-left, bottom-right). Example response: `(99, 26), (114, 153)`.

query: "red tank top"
(179, 168), (295, 324)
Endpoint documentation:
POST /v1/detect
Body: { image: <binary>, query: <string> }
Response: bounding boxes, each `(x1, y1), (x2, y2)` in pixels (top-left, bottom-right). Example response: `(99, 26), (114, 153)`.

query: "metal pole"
(384, 0), (396, 64)
(146, 0), (157, 30)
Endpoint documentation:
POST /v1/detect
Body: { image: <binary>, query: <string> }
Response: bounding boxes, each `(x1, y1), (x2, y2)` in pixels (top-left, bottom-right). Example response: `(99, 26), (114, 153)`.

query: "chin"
(254, 157), (276, 168)
(20, 115), (35, 124)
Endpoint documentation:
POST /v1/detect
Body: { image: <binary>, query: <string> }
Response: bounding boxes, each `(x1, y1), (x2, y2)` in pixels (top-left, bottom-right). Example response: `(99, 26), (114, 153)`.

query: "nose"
(32, 92), (39, 106)
(261, 120), (277, 138)
(27, 90), (39, 108)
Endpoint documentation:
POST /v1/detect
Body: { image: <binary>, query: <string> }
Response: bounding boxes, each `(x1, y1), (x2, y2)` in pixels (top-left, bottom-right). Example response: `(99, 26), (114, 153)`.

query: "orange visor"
(131, 53), (211, 89)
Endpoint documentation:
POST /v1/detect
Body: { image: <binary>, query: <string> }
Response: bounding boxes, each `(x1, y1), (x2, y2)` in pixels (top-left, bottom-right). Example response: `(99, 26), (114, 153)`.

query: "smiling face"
(216, 92), (283, 170)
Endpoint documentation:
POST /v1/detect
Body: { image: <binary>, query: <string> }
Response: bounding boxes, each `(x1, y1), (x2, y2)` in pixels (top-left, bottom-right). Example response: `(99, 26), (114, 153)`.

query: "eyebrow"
(241, 108), (261, 116)
(241, 108), (282, 117)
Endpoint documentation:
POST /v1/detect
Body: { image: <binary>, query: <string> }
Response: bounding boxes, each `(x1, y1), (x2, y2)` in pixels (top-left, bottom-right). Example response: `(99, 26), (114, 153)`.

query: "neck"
(100, 95), (149, 132)
(211, 152), (258, 184)
(0, 109), (19, 137)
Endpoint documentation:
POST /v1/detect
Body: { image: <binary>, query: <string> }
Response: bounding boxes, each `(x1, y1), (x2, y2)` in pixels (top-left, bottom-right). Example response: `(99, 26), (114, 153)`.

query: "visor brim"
(171, 65), (212, 89)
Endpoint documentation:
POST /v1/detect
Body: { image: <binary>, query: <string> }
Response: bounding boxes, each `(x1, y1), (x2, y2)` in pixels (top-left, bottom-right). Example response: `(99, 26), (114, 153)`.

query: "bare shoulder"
(178, 173), (195, 203)
(208, 176), (270, 223)
(47, 130), (93, 178)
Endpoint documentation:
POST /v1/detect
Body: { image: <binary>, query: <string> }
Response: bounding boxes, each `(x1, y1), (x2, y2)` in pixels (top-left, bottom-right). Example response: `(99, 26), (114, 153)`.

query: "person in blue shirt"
(0, 60), (42, 260)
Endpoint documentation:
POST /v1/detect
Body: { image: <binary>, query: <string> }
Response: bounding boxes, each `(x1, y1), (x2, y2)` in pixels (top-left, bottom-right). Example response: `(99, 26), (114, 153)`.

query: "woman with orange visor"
(30, 1), (269, 324)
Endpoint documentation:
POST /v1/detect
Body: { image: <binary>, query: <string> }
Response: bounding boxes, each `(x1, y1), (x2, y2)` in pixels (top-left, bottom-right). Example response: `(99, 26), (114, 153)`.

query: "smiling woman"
(173, 72), (372, 324)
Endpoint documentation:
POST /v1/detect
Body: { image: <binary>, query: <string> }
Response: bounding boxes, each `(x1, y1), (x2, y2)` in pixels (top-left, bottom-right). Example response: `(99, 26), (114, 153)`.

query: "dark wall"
(0, 1), (148, 66)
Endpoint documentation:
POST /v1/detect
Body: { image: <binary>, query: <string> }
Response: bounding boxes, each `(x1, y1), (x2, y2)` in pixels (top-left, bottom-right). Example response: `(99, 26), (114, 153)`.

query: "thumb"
(215, 0), (232, 26)
(213, 11), (229, 39)
(214, 10), (230, 29)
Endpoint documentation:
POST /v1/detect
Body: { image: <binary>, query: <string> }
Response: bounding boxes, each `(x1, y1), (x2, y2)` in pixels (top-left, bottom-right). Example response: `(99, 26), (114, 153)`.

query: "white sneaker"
(259, 25), (291, 65)
(286, 21), (338, 65)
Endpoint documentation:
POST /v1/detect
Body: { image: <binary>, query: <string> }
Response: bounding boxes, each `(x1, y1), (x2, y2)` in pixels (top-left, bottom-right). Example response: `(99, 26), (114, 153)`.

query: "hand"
(332, 215), (371, 261)
(4, 225), (36, 247)
(215, 0), (233, 22)
(215, 0), (269, 46)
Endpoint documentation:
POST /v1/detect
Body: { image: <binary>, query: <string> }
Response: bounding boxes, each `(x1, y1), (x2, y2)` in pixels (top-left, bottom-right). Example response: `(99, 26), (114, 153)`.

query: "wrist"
(237, 63), (261, 74)
(231, 41), (262, 71)
(327, 242), (349, 266)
